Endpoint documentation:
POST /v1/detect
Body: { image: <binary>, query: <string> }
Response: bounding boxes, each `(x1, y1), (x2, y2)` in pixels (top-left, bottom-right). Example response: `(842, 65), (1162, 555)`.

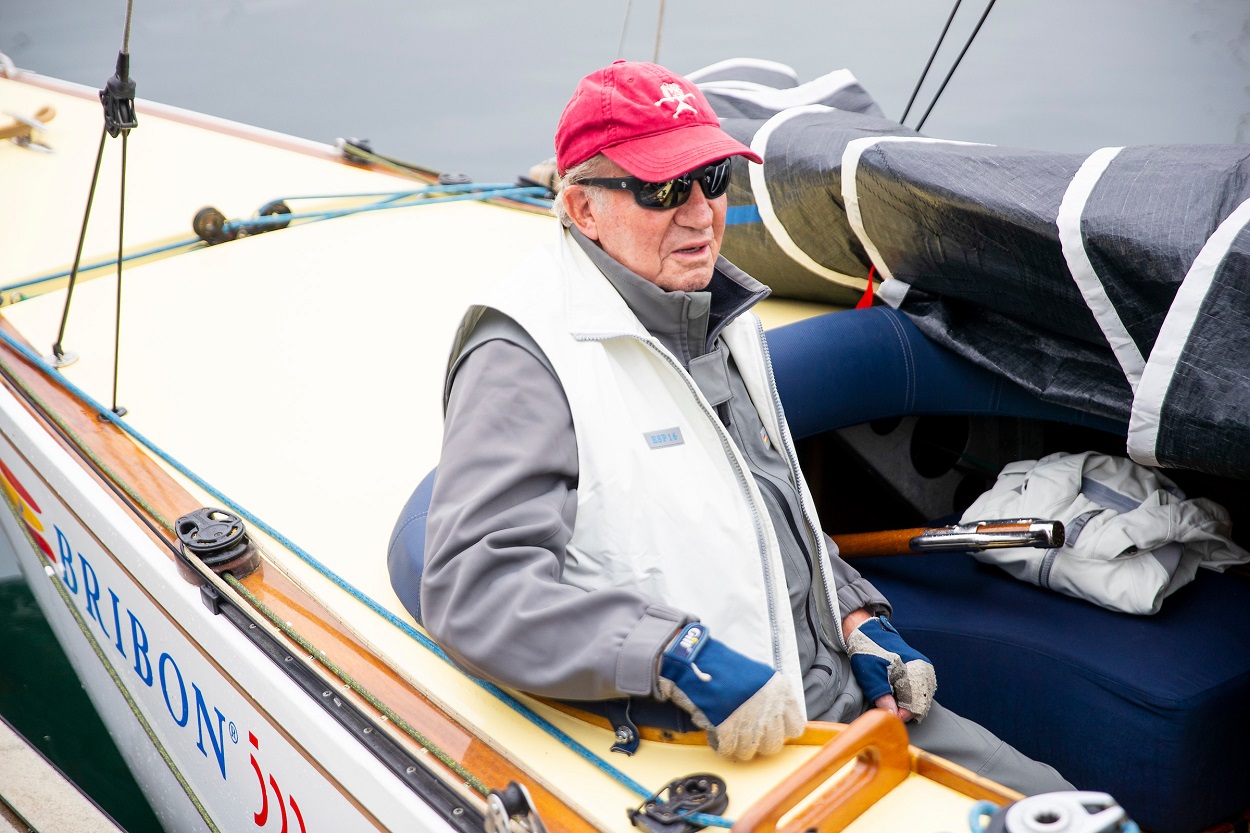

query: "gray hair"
(552, 153), (618, 228)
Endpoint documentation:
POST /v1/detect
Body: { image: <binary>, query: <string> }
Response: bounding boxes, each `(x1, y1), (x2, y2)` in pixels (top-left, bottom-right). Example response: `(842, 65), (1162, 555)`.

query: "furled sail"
(703, 60), (1250, 478)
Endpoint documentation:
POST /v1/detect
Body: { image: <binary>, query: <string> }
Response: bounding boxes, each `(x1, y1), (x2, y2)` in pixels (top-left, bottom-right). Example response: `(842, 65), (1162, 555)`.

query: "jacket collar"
(564, 226), (770, 361)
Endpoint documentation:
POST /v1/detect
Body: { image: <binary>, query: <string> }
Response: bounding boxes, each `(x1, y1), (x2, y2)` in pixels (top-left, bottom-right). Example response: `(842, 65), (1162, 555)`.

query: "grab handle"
(732, 710), (911, 833)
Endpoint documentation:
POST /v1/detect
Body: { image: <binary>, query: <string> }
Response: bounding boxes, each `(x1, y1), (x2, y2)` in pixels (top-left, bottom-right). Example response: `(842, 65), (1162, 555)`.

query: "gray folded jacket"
(962, 451), (1249, 614)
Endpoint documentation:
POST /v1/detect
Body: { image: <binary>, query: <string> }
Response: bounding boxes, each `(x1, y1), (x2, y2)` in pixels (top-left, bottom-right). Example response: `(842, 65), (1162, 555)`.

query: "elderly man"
(412, 60), (1069, 792)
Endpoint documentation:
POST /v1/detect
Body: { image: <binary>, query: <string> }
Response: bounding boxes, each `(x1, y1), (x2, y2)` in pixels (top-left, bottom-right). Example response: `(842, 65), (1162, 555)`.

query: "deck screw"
(406, 766), (417, 774)
(453, 808), (464, 816)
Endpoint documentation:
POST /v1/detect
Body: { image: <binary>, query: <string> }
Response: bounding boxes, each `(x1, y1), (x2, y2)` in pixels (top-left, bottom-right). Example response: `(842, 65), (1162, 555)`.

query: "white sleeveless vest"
(450, 230), (845, 707)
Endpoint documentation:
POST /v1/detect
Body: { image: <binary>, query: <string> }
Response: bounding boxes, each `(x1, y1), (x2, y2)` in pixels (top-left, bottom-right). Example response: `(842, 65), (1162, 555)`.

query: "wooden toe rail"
(732, 710), (911, 833)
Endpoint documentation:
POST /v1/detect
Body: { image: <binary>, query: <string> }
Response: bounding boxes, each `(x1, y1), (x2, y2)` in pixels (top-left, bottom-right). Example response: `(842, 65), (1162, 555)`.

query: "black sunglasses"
(578, 158), (732, 210)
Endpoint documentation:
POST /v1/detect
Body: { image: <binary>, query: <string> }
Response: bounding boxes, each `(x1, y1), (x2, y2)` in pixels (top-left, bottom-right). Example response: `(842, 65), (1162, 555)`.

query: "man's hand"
(846, 616), (936, 723)
(657, 623), (804, 761)
(841, 609), (914, 720)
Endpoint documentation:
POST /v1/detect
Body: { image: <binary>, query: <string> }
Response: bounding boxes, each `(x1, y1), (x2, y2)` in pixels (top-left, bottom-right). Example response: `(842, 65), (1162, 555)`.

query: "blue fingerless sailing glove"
(657, 623), (805, 761)
(847, 616), (936, 722)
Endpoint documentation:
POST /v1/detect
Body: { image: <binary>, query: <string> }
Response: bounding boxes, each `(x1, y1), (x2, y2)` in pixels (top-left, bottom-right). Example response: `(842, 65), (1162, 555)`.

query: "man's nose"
(675, 180), (715, 225)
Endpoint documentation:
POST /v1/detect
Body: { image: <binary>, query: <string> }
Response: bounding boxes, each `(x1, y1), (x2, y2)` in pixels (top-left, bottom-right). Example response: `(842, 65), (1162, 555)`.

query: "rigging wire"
(616, 0), (633, 59)
(653, 0), (666, 63)
(899, 0), (963, 124)
(914, 0), (999, 132)
(51, 127), (107, 365)
(121, 0), (134, 53)
(51, 0), (138, 420)
(110, 131), (128, 416)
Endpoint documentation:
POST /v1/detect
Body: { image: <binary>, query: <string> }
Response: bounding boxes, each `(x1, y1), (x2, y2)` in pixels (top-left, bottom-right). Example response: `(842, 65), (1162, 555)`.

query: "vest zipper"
(753, 318), (848, 651)
(756, 476), (825, 656)
(579, 332), (785, 673)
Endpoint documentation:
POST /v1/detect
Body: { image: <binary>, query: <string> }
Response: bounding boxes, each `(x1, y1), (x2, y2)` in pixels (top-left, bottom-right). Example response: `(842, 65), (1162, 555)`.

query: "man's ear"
(564, 185), (601, 241)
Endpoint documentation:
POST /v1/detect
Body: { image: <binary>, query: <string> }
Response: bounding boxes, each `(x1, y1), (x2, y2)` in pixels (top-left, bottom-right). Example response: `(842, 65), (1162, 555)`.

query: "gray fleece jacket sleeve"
(825, 533), (892, 626)
(421, 337), (691, 701)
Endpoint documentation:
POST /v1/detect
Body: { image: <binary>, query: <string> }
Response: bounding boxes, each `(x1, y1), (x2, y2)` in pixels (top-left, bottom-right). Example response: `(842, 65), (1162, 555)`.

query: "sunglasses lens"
(628, 158), (733, 209)
(701, 159), (732, 198)
(637, 177), (690, 209)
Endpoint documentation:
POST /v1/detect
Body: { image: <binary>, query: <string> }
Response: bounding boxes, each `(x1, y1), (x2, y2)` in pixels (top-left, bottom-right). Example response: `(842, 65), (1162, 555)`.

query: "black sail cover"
(696, 60), (1250, 479)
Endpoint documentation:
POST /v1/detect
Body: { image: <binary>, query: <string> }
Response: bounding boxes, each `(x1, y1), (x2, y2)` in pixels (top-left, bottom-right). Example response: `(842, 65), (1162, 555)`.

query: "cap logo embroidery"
(654, 83), (697, 118)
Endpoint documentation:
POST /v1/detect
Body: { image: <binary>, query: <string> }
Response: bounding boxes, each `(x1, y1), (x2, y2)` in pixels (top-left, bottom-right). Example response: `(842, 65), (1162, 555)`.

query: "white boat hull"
(0, 381), (458, 833)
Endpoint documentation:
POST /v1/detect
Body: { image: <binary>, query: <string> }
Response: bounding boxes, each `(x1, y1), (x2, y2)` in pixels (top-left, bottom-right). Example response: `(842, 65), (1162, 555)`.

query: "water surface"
(4, 0), (1248, 183)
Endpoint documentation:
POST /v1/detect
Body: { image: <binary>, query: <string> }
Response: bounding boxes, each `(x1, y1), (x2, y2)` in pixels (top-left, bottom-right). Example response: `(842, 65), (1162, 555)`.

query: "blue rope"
(511, 196), (558, 209)
(3, 185), (553, 297)
(266, 183), (533, 202)
(967, 800), (998, 832)
(225, 186), (552, 234)
(0, 326), (732, 828)
(0, 236), (202, 295)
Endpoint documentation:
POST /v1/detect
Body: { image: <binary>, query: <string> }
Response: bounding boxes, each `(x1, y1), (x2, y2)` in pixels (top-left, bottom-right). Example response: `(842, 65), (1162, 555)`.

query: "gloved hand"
(847, 616), (936, 723)
(657, 623), (805, 761)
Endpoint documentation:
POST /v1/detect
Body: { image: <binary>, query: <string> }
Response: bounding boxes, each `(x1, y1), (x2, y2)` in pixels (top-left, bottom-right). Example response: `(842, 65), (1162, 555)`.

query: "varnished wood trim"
(910, 750), (1021, 804)
(731, 711), (910, 833)
(0, 318), (596, 833)
(732, 713), (1022, 833)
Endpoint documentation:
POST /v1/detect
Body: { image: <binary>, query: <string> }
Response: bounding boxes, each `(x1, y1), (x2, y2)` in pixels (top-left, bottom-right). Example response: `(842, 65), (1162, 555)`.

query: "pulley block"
(256, 200), (292, 232)
(192, 207), (239, 245)
(175, 507), (260, 578)
(485, 782), (548, 833)
(629, 774), (728, 833)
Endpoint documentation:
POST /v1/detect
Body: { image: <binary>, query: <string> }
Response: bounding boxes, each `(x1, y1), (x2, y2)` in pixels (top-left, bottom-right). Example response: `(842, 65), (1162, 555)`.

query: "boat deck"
(1, 71), (1016, 833)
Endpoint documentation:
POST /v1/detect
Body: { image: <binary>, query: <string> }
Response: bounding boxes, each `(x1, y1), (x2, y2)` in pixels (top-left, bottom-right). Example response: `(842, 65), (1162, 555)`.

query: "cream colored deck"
(1, 73), (978, 833)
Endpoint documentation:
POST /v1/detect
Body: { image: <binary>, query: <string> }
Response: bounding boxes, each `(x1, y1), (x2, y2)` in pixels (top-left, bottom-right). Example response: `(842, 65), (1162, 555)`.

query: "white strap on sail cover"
(841, 136), (985, 306)
(749, 105), (866, 291)
(1057, 147), (1147, 391)
(685, 58), (799, 86)
(1127, 195), (1250, 465)
(699, 68), (864, 112)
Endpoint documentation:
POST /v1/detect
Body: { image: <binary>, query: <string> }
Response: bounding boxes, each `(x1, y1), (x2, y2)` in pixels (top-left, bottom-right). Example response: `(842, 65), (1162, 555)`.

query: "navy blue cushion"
(855, 553), (1250, 833)
(766, 307), (1127, 438)
(387, 467), (437, 624)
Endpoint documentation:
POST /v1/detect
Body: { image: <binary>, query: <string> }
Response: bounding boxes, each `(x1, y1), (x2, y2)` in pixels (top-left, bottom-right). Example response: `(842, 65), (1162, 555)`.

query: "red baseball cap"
(555, 60), (762, 181)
